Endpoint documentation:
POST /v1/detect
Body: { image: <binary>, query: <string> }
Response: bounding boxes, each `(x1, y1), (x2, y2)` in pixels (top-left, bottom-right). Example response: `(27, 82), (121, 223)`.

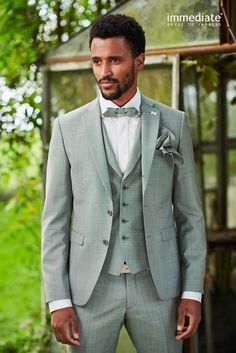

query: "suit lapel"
(141, 95), (160, 196)
(82, 98), (112, 199)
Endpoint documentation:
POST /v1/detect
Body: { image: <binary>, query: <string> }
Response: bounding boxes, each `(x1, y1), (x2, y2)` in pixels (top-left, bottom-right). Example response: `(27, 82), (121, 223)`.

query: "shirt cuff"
(181, 291), (202, 302)
(48, 299), (73, 313)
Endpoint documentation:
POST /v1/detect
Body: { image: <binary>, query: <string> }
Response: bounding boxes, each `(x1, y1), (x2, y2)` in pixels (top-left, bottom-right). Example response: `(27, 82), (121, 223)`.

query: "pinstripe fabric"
(68, 270), (183, 353)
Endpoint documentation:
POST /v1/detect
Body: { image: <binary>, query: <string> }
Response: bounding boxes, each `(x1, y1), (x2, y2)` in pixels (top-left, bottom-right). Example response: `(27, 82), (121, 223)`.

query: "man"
(42, 14), (207, 353)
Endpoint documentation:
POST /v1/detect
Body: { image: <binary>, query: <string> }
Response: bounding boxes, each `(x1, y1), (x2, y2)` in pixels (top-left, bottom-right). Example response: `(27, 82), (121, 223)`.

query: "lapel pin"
(150, 110), (157, 116)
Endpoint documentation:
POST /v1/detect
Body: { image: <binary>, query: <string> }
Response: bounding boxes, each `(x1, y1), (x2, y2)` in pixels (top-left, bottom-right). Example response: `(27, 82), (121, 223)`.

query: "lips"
(101, 82), (114, 85)
(100, 81), (117, 89)
(100, 80), (116, 84)
(99, 76), (118, 83)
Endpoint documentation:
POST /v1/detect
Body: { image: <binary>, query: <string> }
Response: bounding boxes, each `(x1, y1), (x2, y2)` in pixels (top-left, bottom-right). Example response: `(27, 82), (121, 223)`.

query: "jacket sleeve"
(173, 112), (207, 293)
(41, 117), (73, 303)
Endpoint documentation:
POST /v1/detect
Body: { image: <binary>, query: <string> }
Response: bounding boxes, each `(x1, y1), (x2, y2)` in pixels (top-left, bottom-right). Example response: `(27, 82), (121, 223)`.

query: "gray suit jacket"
(41, 95), (207, 306)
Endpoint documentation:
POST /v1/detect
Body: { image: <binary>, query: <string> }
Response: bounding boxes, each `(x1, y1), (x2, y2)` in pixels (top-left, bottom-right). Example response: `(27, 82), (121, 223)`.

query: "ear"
(135, 53), (145, 71)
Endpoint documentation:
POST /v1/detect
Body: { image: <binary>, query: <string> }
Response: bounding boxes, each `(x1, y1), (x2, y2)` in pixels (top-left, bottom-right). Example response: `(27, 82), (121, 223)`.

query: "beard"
(97, 65), (135, 101)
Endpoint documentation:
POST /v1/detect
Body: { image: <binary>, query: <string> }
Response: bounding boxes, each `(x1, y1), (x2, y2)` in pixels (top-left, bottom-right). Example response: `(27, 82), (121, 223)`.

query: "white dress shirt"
(100, 89), (141, 173)
(49, 89), (201, 312)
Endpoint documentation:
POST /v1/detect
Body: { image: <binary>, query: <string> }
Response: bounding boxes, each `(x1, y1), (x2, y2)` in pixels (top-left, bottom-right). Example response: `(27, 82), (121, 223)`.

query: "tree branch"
(55, 1), (63, 42)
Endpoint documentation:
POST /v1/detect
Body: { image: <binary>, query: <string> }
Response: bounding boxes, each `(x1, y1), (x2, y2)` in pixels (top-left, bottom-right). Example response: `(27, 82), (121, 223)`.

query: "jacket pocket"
(70, 230), (84, 246)
(160, 225), (176, 241)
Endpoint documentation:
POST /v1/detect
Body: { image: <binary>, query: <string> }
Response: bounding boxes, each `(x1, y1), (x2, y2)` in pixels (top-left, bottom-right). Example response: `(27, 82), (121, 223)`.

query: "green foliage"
(0, 326), (51, 353)
(0, 128), (43, 344)
(196, 56), (219, 94)
(0, 129), (42, 191)
(0, 0), (117, 136)
(0, 178), (42, 333)
(182, 55), (220, 94)
(0, 0), (114, 88)
(0, 1), (40, 87)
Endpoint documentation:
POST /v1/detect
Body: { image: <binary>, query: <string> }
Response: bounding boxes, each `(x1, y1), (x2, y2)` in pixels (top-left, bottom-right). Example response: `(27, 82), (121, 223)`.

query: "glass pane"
(50, 70), (96, 118)
(227, 151), (236, 228)
(200, 87), (217, 141)
(227, 80), (236, 138)
(136, 0), (220, 49)
(138, 65), (172, 106)
(203, 154), (217, 189)
(205, 191), (218, 229)
(48, 29), (90, 60)
(47, 0), (220, 62)
(203, 154), (218, 228)
(181, 65), (199, 146)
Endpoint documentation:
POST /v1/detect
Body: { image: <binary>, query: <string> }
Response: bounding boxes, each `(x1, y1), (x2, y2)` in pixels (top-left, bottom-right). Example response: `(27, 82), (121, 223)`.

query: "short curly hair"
(89, 14), (146, 57)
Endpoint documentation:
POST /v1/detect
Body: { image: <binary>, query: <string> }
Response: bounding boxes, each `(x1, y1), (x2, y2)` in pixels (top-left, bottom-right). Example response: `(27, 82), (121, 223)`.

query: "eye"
(92, 59), (101, 66)
(112, 57), (121, 64)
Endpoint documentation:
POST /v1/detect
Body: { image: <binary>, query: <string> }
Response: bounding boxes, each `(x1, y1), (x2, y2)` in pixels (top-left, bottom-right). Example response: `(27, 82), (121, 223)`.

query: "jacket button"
(122, 202), (127, 206)
(122, 219), (128, 223)
(103, 240), (109, 246)
(123, 185), (129, 190)
(107, 210), (113, 216)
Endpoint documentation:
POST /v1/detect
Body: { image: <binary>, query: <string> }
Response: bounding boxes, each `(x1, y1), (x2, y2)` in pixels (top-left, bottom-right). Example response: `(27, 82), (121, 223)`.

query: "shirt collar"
(99, 88), (141, 115)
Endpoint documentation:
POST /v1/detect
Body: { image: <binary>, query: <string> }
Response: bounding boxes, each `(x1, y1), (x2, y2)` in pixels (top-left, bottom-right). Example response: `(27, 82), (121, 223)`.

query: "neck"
(112, 85), (137, 107)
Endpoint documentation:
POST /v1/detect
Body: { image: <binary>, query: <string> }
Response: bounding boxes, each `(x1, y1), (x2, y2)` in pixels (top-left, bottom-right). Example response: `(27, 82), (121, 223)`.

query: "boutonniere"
(155, 127), (183, 165)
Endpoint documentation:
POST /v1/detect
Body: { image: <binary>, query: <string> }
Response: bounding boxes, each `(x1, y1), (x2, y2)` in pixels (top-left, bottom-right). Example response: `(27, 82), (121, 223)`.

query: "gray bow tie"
(103, 107), (140, 118)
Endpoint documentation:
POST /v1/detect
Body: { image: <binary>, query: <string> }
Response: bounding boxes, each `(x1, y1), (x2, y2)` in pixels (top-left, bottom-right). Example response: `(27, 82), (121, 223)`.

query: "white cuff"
(48, 299), (73, 313)
(181, 291), (202, 302)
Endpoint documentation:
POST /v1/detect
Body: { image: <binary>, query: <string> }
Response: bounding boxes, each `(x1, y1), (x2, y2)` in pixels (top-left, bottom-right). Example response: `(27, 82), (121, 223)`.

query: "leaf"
(200, 66), (219, 94)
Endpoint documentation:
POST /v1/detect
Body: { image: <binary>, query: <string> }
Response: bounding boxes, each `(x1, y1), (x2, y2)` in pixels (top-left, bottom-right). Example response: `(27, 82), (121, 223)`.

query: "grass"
(0, 186), (42, 339)
(117, 328), (136, 353)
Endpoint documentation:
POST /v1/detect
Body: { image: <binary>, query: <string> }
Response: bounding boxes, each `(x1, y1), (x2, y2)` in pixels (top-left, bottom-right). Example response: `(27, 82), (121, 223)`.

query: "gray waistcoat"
(102, 122), (149, 275)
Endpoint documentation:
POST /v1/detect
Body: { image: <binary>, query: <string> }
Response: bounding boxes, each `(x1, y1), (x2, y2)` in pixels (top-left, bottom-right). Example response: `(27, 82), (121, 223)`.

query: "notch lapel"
(141, 96), (160, 196)
(82, 98), (112, 200)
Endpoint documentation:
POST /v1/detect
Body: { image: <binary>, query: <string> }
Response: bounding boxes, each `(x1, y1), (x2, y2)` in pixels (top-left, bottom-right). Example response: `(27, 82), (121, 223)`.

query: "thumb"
(177, 306), (186, 331)
(70, 313), (79, 340)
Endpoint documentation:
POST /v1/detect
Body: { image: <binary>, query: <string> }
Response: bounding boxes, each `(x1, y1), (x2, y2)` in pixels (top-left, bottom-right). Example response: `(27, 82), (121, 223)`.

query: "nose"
(100, 62), (112, 78)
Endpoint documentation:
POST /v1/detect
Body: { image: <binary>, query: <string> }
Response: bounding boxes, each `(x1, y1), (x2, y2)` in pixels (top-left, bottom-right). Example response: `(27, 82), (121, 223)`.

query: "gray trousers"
(68, 269), (183, 353)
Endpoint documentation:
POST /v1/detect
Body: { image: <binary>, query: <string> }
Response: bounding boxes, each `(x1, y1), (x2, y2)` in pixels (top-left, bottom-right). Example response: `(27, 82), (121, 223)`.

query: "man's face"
(90, 36), (144, 105)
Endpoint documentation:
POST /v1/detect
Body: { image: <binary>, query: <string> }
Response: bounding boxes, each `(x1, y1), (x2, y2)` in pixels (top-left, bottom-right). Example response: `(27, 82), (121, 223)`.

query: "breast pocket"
(152, 150), (174, 171)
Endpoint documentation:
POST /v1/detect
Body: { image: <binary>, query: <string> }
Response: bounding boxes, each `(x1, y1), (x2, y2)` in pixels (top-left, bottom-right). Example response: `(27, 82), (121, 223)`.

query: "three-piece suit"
(42, 94), (206, 353)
